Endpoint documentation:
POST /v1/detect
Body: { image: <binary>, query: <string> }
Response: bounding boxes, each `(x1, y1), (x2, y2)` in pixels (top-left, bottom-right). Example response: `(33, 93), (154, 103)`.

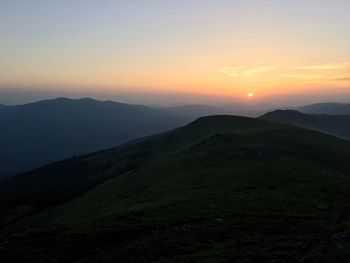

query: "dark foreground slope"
(260, 110), (350, 140)
(1, 116), (350, 262)
(0, 97), (187, 177)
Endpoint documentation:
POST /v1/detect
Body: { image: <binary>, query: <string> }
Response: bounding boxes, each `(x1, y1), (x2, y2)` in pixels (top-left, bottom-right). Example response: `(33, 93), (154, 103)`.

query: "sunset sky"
(1, 0), (350, 105)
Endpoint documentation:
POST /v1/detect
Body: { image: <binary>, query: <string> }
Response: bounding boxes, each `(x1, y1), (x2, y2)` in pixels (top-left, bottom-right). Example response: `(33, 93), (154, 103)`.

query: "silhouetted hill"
(164, 104), (265, 119)
(260, 110), (350, 140)
(0, 98), (188, 177)
(299, 102), (350, 115)
(1, 116), (350, 262)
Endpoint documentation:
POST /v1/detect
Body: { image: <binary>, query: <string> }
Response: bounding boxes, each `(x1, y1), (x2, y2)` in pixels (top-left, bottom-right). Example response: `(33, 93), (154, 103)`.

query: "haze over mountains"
(0, 98), (186, 178)
(2, 97), (350, 179)
(298, 102), (350, 115)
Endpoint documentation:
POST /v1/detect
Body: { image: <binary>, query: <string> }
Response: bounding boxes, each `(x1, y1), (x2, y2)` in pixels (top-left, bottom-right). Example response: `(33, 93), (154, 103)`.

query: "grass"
(1, 115), (350, 262)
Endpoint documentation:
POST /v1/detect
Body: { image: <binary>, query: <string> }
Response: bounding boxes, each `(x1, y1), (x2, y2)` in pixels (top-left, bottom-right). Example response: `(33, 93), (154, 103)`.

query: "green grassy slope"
(1, 115), (350, 262)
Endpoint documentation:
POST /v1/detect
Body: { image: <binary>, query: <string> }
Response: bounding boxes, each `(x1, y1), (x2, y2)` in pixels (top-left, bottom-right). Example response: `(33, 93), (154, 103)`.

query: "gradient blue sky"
(1, 0), (350, 105)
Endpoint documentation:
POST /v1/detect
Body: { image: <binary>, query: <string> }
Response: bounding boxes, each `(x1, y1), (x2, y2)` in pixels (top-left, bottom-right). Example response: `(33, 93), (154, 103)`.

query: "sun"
(248, 92), (254, 97)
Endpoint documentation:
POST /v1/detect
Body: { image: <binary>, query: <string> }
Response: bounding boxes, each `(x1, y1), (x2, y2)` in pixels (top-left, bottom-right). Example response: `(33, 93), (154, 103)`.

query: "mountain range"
(2, 97), (350, 180)
(0, 98), (187, 178)
(0, 98), (267, 178)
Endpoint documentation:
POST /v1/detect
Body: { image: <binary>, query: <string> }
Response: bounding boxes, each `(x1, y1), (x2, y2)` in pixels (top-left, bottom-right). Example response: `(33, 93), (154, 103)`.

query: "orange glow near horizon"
(3, 61), (350, 100)
(1, 1), (350, 102)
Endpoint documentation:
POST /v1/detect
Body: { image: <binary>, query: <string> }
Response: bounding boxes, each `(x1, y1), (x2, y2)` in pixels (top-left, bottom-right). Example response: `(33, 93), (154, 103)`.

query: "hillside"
(1, 116), (350, 262)
(260, 110), (350, 140)
(0, 98), (188, 177)
(299, 102), (350, 115)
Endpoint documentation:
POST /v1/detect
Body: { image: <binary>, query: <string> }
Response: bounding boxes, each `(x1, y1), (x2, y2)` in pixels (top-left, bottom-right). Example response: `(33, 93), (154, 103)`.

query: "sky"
(1, 0), (350, 105)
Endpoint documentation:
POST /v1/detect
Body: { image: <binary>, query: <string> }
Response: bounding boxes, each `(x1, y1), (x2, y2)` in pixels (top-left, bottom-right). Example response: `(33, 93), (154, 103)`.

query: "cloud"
(217, 66), (243, 77)
(279, 74), (327, 80)
(218, 65), (276, 77)
(242, 65), (277, 76)
(218, 62), (350, 84)
(332, 77), (350, 82)
(279, 74), (350, 82)
(280, 62), (350, 83)
(294, 63), (350, 71)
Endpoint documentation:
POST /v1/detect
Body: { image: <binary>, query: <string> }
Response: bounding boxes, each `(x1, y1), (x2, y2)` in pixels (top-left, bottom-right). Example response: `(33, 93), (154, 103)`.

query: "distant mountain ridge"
(260, 109), (350, 140)
(0, 97), (189, 177)
(298, 102), (350, 115)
